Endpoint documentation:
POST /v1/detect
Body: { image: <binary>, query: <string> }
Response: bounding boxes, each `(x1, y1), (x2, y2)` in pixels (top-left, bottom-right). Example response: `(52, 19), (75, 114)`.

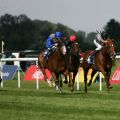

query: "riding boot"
(45, 48), (53, 60)
(94, 50), (98, 56)
(89, 50), (98, 64)
(45, 49), (50, 60)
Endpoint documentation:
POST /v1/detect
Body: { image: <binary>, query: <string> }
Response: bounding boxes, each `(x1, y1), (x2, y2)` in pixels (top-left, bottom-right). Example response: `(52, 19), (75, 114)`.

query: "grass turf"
(0, 59), (120, 120)
(0, 80), (120, 120)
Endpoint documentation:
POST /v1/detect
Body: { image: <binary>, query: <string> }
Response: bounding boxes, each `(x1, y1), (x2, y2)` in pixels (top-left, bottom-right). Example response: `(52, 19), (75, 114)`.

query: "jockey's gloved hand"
(54, 43), (58, 46)
(52, 45), (57, 49)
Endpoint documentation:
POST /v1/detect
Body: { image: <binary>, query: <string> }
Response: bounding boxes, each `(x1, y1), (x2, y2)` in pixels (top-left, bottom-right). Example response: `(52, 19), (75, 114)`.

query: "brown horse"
(63, 42), (80, 92)
(82, 38), (116, 93)
(38, 40), (67, 93)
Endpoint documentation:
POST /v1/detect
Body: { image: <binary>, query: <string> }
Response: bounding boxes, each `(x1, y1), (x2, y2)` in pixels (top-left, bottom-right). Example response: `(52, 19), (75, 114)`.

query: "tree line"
(0, 14), (120, 53)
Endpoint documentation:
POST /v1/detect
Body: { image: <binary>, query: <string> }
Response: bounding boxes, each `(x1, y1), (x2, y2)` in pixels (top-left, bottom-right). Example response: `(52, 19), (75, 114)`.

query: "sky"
(0, 0), (120, 33)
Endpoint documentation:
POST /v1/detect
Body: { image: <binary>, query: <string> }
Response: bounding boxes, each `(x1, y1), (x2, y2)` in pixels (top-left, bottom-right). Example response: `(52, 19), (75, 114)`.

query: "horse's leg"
(106, 70), (112, 92)
(64, 75), (68, 84)
(68, 72), (74, 92)
(0, 76), (2, 83)
(107, 70), (113, 89)
(84, 67), (90, 93)
(70, 71), (78, 92)
(59, 74), (63, 87)
(52, 72), (63, 93)
(99, 68), (109, 93)
(40, 67), (52, 86)
(105, 73), (109, 93)
(87, 69), (97, 86)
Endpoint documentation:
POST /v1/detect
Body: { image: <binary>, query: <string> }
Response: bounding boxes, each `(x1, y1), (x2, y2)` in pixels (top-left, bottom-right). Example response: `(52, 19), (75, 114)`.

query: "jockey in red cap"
(67, 35), (77, 51)
(69, 35), (76, 42)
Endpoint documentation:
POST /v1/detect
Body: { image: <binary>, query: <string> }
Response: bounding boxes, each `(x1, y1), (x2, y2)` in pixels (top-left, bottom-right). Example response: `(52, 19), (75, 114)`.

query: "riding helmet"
(55, 32), (63, 38)
(69, 35), (76, 42)
(101, 31), (108, 40)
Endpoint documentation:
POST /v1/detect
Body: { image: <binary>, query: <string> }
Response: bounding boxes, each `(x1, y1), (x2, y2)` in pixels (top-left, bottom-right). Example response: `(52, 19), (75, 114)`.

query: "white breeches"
(94, 39), (102, 50)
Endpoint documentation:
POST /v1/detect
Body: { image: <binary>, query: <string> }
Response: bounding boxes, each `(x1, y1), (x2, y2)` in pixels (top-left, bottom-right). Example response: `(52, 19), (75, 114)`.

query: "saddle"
(44, 46), (57, 61)
(87, 50), (98, 64)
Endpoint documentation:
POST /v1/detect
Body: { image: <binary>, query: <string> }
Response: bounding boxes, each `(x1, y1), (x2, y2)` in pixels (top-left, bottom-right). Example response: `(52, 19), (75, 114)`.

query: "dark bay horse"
(82, 38), (116, 93)
(38, 40), (67, 93)
(63, 42), (80, 92)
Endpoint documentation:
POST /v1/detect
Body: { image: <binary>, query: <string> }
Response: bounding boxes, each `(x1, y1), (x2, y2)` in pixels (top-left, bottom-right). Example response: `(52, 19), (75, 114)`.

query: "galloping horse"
(38, 40), (67, 93)
(64, 42), (80, 92)
(82, 38), (116, 93)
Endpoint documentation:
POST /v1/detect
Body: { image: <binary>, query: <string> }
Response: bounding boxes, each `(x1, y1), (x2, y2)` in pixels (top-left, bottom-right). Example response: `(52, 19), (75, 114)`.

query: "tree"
(0, 14), (35, 51)
(104, 19), (120, 52)
(0, 13), (89, 52)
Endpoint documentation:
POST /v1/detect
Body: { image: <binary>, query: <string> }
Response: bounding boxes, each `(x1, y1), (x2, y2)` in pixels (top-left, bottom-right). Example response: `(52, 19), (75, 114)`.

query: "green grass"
(0, 80), (120, 120)
(0, 59), (120, 120)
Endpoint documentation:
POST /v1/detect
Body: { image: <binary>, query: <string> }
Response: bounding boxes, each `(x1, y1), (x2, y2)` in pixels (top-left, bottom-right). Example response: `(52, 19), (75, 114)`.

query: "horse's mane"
(70, 42), (80, 55)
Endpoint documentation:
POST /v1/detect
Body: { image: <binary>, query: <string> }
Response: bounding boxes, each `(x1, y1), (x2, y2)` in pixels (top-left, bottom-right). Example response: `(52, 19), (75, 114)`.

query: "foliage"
(104, 19), (120, 52)
(0, 14), (81, 52)
(0, 14), (35, 51)
(0, 14), (120, 53)
(82, 32), (96, 52)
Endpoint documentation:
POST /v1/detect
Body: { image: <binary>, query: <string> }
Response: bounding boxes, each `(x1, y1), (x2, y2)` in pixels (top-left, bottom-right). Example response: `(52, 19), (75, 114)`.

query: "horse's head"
(57, 40), (67, 55)
(104, 39), (116, 60)
(70, 42), (80, 55)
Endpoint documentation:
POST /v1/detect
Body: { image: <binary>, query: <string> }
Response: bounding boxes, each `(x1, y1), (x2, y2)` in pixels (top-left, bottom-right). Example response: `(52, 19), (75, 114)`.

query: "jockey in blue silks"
(44, 32), (63, 60)
(45, 34), (55, 48)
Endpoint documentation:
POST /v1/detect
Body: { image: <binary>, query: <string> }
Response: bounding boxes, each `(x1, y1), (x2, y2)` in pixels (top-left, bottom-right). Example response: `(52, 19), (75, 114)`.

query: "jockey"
(45, 31), (63, 60)
(94, 33), (106, 50)
(89, 31), (108, 64)
(94, 31), (108, 50)
(67, 35), (76, 51)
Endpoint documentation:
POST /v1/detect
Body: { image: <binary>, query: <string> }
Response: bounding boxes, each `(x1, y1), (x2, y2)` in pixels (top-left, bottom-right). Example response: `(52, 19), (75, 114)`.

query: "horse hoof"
(68, 83), (71, 87)
(64, 80), (68, 84)
(109, 86), (113, 89)
(55, 86), (59, 90)
(71, 88), (74, 92)
(87, 83), (91, 86)
(48, 84), (52, 87)
(60, 90), (63, 94)
(0, 79), (2, 83)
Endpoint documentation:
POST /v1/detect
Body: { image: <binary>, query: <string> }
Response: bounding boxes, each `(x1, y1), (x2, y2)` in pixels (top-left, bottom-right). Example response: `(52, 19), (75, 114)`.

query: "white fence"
(0, 55), (120, 91)
(116, 55), (120, 59)
(0, 58), (39, 89)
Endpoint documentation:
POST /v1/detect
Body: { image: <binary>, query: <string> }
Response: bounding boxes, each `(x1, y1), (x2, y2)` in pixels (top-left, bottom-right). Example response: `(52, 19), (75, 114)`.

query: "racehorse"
(38, 40), (67, 93)
(63, 42), (80, 92)
(82, 38), (116, 93)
